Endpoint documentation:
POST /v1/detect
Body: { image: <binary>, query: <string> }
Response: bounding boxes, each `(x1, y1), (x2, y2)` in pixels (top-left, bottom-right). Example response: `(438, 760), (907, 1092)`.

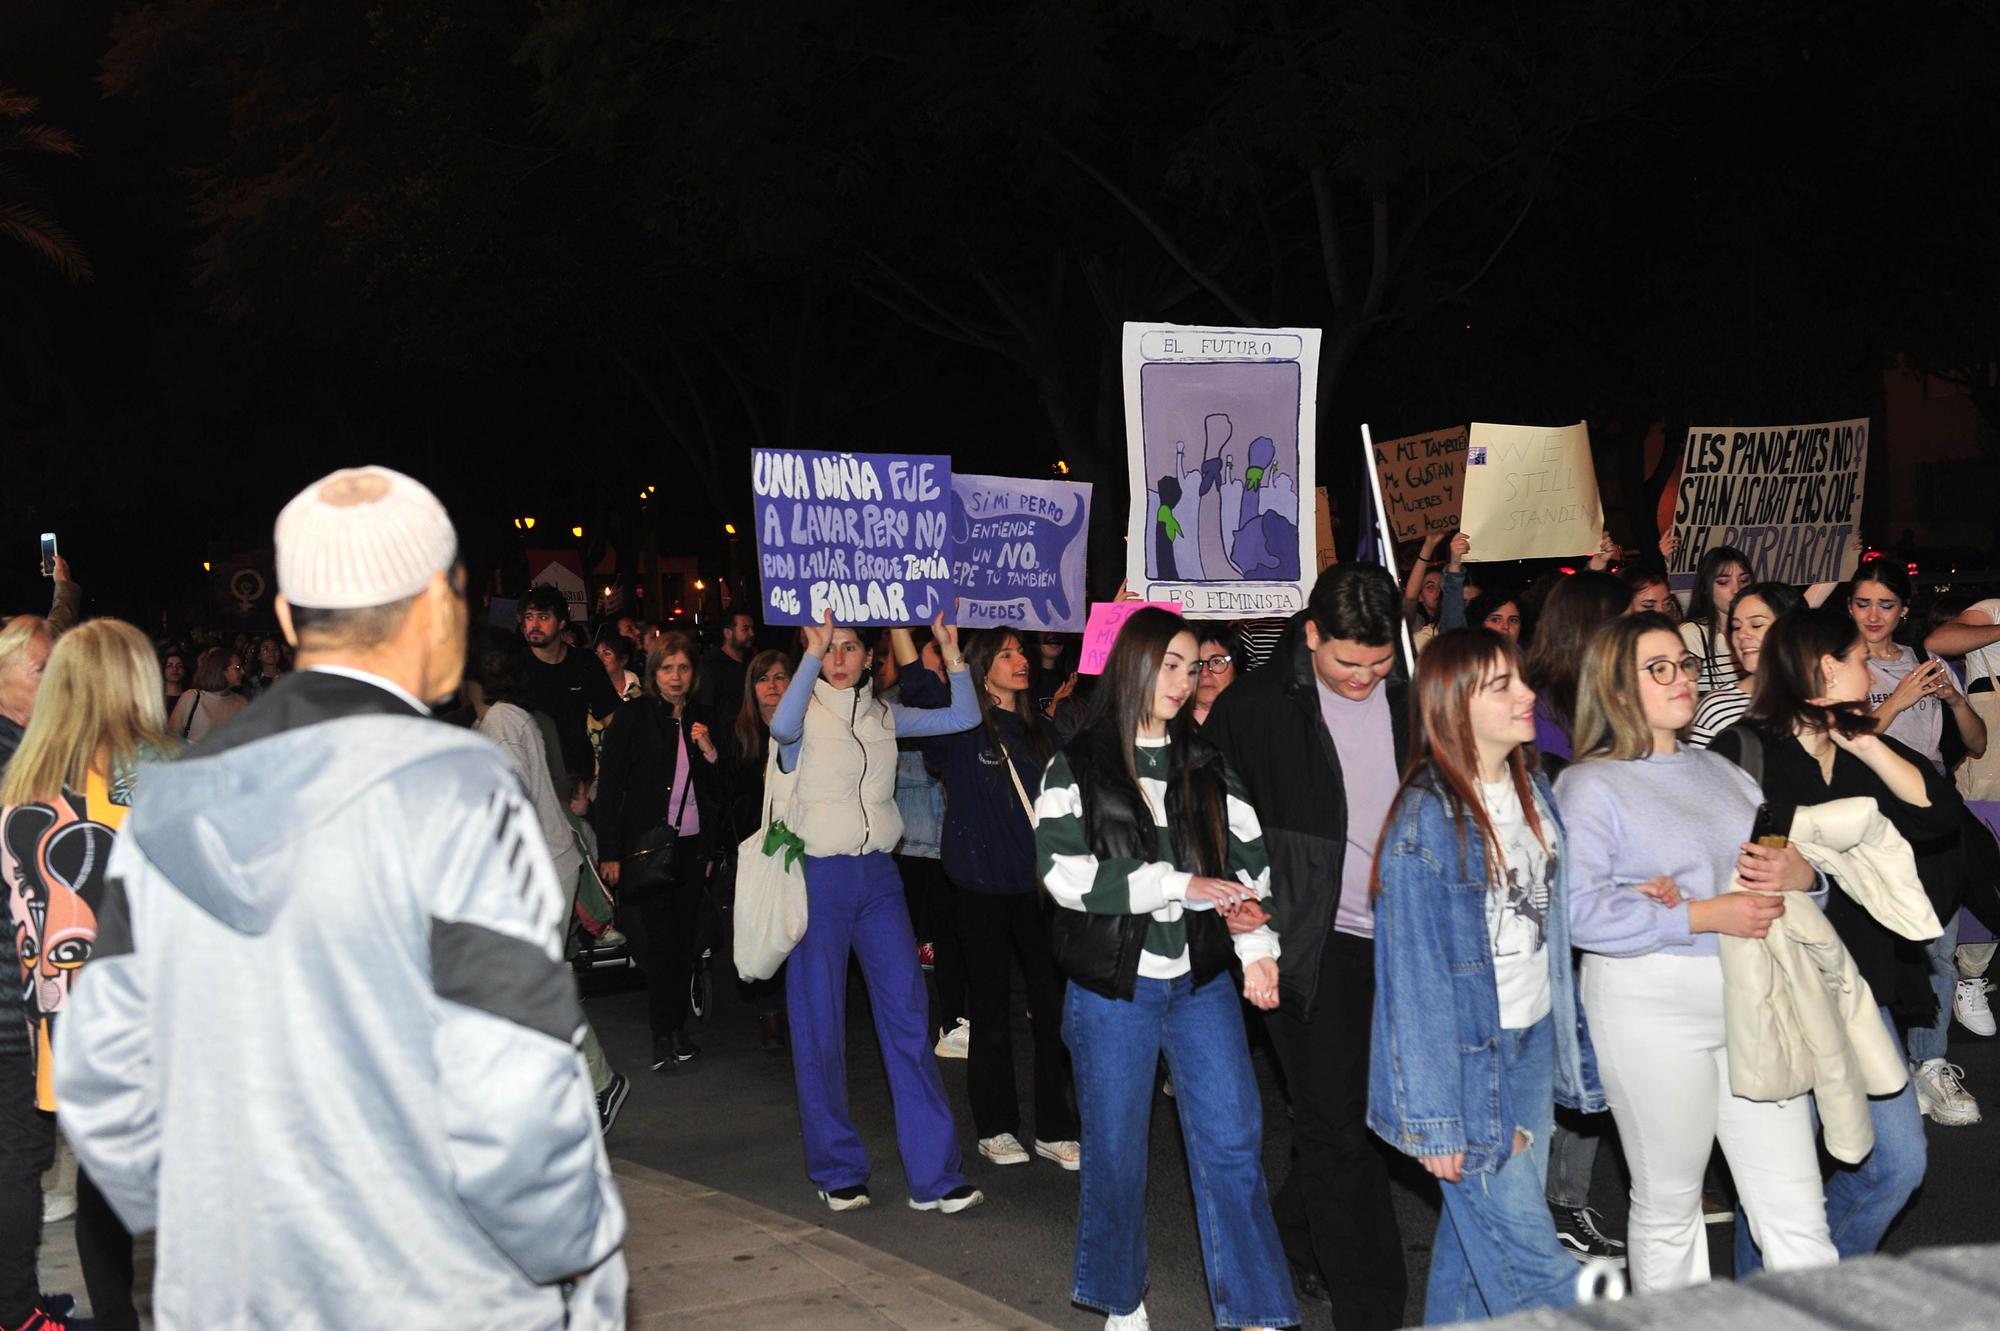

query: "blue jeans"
(1904, 910), (1961, 1064)
(1064, 974), (1297, 1330)
(1735, 1006), (1928, 1275)
(1425, 1019), (1579, 1324)
(786, 853), (965, 1202)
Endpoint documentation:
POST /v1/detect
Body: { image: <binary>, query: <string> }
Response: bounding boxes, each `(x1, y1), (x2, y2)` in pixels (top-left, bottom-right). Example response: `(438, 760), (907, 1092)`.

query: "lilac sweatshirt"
(1554, 746), (1824, 959)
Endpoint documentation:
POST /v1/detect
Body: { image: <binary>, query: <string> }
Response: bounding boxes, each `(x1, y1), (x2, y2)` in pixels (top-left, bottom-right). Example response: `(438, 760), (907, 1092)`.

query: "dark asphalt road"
(585, 959), (2000, 1329)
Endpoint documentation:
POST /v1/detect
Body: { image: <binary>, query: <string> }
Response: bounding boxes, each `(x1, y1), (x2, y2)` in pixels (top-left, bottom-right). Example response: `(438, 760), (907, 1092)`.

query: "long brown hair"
(734, 648), (793, 767)
(963, 629), (1052, 768)
(1523, 570), (1627, 734)
(1372, 629), (1545, 895)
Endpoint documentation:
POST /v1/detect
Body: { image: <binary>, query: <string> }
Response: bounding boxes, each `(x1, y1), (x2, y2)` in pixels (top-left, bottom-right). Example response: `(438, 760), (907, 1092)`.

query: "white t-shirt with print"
(1479, 776), (1554, 1029)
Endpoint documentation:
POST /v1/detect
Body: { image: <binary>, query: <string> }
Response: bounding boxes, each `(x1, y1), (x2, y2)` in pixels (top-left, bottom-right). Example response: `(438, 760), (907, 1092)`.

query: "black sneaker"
(596, 1073), (630, 1136)
(1550, 1203), (1626, 1265)
(908, 1184), (985, 1214)
(817, 1183), (871, 1212)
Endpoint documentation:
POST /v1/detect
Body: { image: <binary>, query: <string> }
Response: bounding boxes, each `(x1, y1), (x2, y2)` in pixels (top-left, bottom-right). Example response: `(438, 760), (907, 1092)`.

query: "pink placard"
(1077, 601), (1183, 675)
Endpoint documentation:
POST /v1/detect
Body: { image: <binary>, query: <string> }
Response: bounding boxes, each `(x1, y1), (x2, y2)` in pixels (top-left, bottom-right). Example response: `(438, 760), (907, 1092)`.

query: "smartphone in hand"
(39, 533), (57, 578)
(1750, 801), (1790, 850)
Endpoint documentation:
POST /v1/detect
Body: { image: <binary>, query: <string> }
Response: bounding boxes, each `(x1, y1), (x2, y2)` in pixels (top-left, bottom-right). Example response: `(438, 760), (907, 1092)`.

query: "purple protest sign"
(1077, 600), (1182, 675)
(752, 449), (953, 626)
(950, 473), (1093, 632)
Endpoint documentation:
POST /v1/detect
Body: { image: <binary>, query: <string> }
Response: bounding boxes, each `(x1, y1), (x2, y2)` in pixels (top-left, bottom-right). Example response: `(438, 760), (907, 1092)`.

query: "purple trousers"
(786, 852), (966, 1201)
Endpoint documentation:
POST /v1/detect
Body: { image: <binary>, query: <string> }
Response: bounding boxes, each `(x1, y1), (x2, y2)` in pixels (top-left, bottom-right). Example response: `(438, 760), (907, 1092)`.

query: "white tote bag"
(733, 742), (809, 981)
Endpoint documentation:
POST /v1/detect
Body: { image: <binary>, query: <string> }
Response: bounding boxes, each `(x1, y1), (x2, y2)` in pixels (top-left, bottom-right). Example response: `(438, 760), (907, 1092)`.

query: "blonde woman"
(0, 618), (177, 1331)
(1554, 612), (1835, 1292)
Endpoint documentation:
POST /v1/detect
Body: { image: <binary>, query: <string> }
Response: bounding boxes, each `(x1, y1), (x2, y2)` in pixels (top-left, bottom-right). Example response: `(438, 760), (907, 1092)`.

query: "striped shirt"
(1035, 736), (1279, 979)
(1686, 684), (1752, 750)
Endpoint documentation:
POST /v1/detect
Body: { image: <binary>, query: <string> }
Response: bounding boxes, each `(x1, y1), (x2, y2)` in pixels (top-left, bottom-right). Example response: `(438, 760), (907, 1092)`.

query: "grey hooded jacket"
(53, 670), (627, 1329)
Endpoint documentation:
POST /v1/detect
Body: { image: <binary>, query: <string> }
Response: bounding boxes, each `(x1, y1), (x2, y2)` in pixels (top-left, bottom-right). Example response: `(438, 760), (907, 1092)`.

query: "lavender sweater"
(1554, 747), (1823, 959)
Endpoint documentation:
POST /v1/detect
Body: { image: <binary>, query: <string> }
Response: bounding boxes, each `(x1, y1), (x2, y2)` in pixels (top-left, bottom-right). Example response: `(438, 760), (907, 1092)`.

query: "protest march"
(10, 11), (2000, 1326)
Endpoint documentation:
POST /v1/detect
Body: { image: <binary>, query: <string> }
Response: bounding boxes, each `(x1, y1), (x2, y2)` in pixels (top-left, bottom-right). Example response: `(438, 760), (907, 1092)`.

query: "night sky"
(4, 1), (1996, 629)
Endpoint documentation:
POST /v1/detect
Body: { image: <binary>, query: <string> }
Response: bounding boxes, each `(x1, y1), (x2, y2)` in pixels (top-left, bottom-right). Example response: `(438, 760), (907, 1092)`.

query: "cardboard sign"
(1459, 422), (1603, 561)
(950, 473), (1093, 631)
(1669, 418), (1868, 585)
(1313, 486), (1337, 572)
(1371, 426), (1469, 542)
(1121, 322), (1321, 619)
(1078, 600), (1183, 675)
(752, 449), (953, 625)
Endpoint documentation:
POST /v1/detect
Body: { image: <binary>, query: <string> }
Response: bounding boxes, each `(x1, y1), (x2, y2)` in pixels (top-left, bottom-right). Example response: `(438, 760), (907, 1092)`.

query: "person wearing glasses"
(1554, 613), (1835, 1292)
(1189, 627), (1240, 729)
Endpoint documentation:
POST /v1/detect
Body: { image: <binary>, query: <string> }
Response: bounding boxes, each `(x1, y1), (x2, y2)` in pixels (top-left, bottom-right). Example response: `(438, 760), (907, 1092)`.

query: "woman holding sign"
(767, 611), (985, 1215)
(1033, 607), (1294, 1331)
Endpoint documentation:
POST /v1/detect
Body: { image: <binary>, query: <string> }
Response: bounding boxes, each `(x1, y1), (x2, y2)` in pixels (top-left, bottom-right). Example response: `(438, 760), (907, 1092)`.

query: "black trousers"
(76, 1167), (136, 1331)
(951, 887), (1078, 1142)
(898, 854), (965, 1031)
(0, 1061), (52, 1325)
(619, 849), (705, 1039)
(1264, 931), (1407, 1331)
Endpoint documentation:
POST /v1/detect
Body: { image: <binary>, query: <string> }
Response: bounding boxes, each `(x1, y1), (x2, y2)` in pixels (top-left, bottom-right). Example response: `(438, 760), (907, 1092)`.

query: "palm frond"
(0, 202), (94, 283)
(0, 123), (83, 158)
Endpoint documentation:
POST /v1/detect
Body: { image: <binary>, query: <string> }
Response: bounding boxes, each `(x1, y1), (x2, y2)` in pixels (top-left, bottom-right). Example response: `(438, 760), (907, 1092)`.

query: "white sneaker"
(1954, 977), (1996, 1037)
(978, 1133), (1031, 1165)
(41, 1187), (75, 1224)
(934, 1017), (970, 1060)
(1034, 1138), (1082, 1171)
(1913, 1058), (1983, 1125)
(1105, 1303), (1149, 1331)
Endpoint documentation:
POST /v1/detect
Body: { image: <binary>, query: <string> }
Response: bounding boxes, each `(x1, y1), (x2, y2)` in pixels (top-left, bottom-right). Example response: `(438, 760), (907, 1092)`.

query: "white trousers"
(1581, 952), (1836, 1292)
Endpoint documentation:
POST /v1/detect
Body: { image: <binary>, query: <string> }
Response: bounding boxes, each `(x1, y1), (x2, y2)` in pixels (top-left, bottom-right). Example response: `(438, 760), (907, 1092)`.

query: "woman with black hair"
(1681, 545), (1756, 691)
(1687, 581), (1802, 749)
(1191, 624), (1241, 727)
(905, 629), (1079, 1170)
(728, 649), (794, 1050)
(1709, 604), (1958, 1265)
(592, 626), (642, 701)
(1847, 558), (1987, 1126)
(1523, 570), (1629, 764)
(1033, 607), (1293, 1331)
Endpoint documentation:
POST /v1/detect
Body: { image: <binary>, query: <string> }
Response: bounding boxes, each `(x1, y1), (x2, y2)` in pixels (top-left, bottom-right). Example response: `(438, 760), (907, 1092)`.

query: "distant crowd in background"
(4, 475), (2000, 1330)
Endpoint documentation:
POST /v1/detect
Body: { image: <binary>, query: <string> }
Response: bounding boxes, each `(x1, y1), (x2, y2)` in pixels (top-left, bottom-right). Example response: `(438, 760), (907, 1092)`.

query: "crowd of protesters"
(3, 469), (1998, 1330)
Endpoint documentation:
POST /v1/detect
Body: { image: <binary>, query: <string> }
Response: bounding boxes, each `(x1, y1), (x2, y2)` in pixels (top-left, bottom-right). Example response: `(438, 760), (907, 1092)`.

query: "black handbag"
(619, 711), (697, 901)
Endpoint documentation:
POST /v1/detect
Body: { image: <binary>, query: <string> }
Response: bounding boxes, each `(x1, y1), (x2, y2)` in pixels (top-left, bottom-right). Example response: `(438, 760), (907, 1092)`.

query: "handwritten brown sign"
(1371, 426), (1469, 543)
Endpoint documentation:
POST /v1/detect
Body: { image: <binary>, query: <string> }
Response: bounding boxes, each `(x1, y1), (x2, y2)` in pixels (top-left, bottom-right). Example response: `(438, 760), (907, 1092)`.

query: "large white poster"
(1121, 322), (1320, 618)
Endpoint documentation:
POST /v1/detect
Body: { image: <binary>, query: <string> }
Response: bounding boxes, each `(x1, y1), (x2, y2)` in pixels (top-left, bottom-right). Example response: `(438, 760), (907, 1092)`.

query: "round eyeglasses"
(1642, 655), (1701, 685)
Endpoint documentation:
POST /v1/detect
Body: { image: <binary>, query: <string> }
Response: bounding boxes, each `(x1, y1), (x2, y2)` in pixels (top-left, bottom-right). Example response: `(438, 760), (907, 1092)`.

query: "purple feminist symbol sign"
(949, 474), (1093, 631)
(752, 449), (954, 626)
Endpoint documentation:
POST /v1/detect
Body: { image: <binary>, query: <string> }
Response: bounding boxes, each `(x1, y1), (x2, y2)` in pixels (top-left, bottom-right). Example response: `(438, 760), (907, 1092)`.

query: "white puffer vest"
(788, 676), (904, 856)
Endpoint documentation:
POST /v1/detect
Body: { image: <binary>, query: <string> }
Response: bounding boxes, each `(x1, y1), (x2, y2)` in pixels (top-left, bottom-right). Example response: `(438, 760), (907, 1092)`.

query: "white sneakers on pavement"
(1104, 1304), (1149, 1331)
(907, 1185), (985, 1214)
(978, 1133), (1031, 1166)
(934, 1017), (971, 1060)
(1953, 977), (1996, 1037)
(1913, 1057), (1982, 1125)
(1034, 1138), (1082, 1171)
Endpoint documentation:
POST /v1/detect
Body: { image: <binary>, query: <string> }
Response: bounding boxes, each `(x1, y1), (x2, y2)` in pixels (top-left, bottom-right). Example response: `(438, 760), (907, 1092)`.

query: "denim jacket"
(1366, 769), (1604, 1175)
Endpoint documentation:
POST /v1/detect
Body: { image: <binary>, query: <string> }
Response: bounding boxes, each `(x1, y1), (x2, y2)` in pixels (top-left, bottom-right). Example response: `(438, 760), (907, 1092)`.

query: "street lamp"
(571, 525), (583, 538)
(513, 515), (536, 531)
(724, 523), (737, 536)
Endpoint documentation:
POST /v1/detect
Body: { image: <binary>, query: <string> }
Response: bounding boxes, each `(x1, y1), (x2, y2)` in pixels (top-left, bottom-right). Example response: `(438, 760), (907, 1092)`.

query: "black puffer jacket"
(1202, 611), (1409, 1020)
(1047, 722), (1237, 1001)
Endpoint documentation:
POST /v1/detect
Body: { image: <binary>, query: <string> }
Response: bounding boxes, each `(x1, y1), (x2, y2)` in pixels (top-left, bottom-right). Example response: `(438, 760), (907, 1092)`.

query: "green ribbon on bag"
(762, 817), (807, 871)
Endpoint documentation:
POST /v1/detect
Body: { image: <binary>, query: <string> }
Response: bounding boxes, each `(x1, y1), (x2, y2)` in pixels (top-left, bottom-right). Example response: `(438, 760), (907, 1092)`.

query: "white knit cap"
(274, 466), (458, 609)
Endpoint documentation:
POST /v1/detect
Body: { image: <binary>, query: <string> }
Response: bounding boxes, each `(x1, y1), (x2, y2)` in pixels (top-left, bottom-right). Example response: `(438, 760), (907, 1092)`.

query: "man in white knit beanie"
(55, 466), (629, 1328)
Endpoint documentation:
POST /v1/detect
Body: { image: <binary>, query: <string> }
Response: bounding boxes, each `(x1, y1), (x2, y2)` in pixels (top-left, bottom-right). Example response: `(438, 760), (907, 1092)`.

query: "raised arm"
(1927, 605), (2000, 661)
(887, 614), (980, 738)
